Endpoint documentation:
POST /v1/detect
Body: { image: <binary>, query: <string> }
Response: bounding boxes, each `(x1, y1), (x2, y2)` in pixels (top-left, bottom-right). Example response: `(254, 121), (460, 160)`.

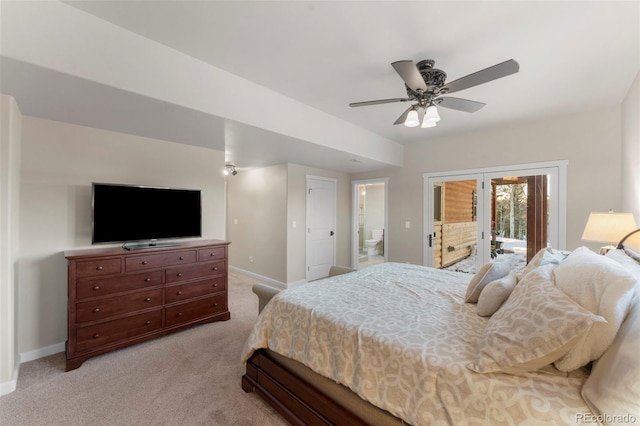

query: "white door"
(306, 176), (336, 281)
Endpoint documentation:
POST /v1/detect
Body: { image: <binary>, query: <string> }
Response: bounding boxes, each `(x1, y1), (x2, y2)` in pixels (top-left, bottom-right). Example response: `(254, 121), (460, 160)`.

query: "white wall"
(352, 107), (623, 264)
(18, 117), (226, 356)
(622, 70), (640, 223)
(0, 95), (22, 395)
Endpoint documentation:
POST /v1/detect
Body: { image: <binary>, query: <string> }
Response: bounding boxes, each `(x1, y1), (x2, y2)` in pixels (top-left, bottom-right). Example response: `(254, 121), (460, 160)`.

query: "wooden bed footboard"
(242, 350), (368, 425)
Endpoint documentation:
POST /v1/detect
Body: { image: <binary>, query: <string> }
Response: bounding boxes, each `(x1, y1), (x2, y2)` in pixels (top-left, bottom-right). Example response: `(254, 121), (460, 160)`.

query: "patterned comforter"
(241, 262), (591, 425)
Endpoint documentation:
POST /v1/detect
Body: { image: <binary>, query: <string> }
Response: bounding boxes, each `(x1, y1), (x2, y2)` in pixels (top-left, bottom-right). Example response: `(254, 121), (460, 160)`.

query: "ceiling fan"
(349, 58), (519, 128)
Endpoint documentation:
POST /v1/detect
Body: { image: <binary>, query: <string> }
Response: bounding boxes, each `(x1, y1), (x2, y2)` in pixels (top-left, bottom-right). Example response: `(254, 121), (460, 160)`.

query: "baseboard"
(0, 362), (19, 396)
(228, 266), (289, 290)
(20, 342), (65, 364)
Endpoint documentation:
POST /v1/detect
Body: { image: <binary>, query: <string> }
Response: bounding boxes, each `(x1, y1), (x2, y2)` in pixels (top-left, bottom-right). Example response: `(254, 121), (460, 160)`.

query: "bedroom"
(1, 0), (639, 423)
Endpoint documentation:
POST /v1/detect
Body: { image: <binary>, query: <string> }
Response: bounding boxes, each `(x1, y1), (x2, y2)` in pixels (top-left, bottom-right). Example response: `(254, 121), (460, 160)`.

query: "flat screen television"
(92, 183), (202, 249)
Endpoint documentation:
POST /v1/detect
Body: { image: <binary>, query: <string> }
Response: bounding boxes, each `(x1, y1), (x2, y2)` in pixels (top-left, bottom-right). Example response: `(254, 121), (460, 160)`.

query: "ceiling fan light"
(421, 119), (437, 128)
(425, 105), (440, 123)
(404, 108), (420, 127)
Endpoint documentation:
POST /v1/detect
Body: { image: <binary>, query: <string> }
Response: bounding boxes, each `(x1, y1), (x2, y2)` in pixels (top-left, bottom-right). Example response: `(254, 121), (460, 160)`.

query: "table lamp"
(581, 210), (638, 254)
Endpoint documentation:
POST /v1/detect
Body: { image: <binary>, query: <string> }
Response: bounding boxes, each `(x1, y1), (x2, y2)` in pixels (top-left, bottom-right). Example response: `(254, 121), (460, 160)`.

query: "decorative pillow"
(476, 273), (518, 317)
(469, 264), (604, 374)
(516, 247), (570, 280)
(581, 290), (640, 419)
(606, 249), (640, 279)
(553, 247), (637, 372)
(464, 261), (512, 303)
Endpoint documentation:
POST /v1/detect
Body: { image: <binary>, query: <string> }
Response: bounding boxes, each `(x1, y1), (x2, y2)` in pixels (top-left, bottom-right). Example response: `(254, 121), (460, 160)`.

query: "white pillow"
(476, 273), (518, 317)
(582, 290), (640, 420)
(469, 264), (604, 374)
(464, 261), (512, 303)
(606, 249), (640, 279)
(553, 247), (637, 372)
(517, 247), (570, 280)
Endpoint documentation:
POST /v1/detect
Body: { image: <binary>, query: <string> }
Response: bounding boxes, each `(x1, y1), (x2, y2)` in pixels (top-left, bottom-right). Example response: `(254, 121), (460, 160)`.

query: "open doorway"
(352, 178), (388, 269)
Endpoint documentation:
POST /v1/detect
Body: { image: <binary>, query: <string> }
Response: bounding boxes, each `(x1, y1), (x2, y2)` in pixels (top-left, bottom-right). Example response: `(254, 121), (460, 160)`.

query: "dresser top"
(64, 239), (230, 259)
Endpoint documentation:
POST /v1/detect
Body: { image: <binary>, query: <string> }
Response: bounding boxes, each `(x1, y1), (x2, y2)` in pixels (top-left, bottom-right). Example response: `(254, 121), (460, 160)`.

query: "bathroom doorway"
(352, 178), (388, 269)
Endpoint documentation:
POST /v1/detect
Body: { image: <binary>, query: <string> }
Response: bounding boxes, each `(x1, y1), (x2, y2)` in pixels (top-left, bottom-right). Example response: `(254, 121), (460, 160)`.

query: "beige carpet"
(0, 271), (287, 426)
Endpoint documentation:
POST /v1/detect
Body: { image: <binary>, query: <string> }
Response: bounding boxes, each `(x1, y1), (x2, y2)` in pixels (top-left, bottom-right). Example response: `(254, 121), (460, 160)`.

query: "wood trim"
(242, 350), (369, 426)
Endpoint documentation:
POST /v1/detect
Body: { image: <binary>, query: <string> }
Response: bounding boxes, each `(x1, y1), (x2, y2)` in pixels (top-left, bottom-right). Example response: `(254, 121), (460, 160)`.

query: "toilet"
(365, 229), (383, 255)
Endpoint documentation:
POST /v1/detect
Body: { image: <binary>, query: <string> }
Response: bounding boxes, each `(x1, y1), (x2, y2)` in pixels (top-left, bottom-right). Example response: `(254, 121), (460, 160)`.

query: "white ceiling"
(1, 1), (639, 173)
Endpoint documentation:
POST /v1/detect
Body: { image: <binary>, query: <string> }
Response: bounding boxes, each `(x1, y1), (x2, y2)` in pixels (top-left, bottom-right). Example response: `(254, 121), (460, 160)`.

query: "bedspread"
(241, 262), (591, 425)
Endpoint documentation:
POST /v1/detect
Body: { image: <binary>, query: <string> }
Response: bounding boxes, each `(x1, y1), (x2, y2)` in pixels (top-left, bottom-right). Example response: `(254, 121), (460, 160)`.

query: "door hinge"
(482, 181), (485, 189)
(481, 231), (485, 239)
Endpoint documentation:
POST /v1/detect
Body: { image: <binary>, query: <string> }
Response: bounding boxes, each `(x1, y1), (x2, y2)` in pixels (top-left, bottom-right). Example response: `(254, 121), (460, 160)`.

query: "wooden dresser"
(65, 239), (230, 371)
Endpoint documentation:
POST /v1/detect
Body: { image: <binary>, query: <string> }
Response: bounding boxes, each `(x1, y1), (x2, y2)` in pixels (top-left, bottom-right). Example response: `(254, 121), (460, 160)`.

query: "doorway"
(352, 178), (388, 269)
(424, 161), (567, 273)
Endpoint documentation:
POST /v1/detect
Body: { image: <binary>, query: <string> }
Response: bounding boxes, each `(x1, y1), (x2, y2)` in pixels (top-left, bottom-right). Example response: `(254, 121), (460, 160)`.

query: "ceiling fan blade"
(441, 59), (519, 94)
(437, 97), (486, 113)
(393, 106), (413, 125)
(391, 60), (428, 93)
(349, 97), (410, 107)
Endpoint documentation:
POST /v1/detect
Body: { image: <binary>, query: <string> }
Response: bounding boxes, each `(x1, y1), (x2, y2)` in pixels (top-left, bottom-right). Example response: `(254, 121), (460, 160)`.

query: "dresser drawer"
(76, 270), (163, 299)
(198, 246), (226, 262)
(75, 258), (122, 278)
(165, 294), (227, 327)
(165, 260), (226, 284)
(75, 309), (162, 352)
(76, 289), (162, 323)
(165, 277), (226, 304)
(125, 250), (197, 272)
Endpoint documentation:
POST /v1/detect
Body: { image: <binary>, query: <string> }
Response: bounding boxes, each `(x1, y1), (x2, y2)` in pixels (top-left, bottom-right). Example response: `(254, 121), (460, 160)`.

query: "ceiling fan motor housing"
(405, 59), (447, 98)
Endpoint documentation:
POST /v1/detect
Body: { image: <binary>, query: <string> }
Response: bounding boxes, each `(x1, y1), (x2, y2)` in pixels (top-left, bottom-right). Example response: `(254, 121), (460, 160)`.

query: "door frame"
(351, 178), (389, 269)
(423, 160), (567, 267)
(306, 175), (337, 281)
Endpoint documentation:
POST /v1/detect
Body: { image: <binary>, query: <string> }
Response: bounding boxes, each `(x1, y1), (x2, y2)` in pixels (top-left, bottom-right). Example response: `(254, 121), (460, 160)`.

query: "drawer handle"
(177, 273), (183, 277)
(212, 303), (218, 308)
(93, 285), (100, 291)
(179, 256), (185, 260)
(93, 308), (100, 313)
(145, 320), (151, 325)
(177, 290), (183, 295)
(145, 278), (152, 282)
(212, 267), (218, 271)
(177, 312), (183, 317)
(212, 284), (217, 288)
(96, 266), (103, 271)
(210, 253), (216, 257)
(141, 260), (148, 265)
(145, 297), (151, 302)
(92, 333), (100, 339)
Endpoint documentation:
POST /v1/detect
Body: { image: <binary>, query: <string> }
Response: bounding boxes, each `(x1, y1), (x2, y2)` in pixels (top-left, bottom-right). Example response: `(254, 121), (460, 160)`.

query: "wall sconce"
(581, 210), (638, 254)
(224, 164), (237, 176)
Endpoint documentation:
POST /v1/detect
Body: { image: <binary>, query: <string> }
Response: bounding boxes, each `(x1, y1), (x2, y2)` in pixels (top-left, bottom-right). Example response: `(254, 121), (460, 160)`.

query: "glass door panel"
(427, 175), (483, 274)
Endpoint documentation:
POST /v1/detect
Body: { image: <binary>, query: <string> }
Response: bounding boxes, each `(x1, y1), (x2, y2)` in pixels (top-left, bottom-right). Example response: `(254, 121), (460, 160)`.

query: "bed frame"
(242, 349), (369, 425)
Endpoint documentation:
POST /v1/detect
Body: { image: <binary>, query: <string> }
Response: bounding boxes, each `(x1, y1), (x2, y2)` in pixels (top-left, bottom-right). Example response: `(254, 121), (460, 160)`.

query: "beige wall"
(227, 164), (288, 283)
(622, 70), (640, 222)
(18, 117), (226, 356)
(226, 163), (350, 285)
(0, 95), (22, 395)
(352, 107), (623, 264)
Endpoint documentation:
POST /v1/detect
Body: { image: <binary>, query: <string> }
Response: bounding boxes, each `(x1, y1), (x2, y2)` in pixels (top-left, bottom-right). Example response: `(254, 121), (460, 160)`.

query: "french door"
(423, 161), (566, 273)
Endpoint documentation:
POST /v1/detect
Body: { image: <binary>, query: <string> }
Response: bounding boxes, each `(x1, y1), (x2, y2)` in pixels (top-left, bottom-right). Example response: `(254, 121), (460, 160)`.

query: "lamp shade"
(581, 212), (638, 245)
(404, 108), (420, 127)
(424, 105), (440, 123)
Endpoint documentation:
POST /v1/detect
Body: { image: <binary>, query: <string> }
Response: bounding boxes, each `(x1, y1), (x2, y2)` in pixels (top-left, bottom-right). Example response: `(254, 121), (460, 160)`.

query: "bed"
(241, 231), (640, 425)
